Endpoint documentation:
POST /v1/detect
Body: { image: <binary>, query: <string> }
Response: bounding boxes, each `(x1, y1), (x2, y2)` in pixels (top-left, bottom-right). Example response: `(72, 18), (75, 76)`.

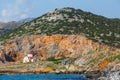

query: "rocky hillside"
(0, 35), (120, 71)
(0, 7), (120, 48)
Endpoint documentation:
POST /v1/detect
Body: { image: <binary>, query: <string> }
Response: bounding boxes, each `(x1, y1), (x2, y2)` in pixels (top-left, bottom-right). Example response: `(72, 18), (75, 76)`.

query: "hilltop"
(0, 7), (120, 47)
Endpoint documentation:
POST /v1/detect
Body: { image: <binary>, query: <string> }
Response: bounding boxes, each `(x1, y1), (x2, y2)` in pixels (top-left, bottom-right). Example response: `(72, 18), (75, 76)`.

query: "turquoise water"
(0, 74), (87, 80)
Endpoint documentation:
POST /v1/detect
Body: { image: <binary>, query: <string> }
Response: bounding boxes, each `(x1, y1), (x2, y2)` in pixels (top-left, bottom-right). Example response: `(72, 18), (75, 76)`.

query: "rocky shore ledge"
(0, 62), (120, 80)
(0, 68), (101, 79)
(0, 69), (120, 80)
(0, 61), (100, 80)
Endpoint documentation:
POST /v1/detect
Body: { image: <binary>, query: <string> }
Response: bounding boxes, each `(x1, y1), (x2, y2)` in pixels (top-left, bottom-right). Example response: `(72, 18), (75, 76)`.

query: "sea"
(0, 74), (87, 80)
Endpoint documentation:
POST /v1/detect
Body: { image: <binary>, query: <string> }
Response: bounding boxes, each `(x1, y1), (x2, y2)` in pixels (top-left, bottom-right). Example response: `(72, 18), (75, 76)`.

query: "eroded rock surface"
(0, 35), (120, 73)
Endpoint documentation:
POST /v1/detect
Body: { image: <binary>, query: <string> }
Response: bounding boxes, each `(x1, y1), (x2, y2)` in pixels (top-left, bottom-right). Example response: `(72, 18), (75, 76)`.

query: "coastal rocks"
(68, 65), (77, 71)
(40, 67), (53, 73)
(74, 58), (87, 67)
(98, 71), (120, 80)
(97, 63), (120, 80)
(107, 71), (120, 80)
(60, 58), (74, 66)
(0, 35), (119, 72)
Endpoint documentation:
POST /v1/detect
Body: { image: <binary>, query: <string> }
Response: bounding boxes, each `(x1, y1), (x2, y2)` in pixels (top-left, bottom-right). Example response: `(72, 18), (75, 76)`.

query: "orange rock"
(99, 60), (109, 70)
(0, 35), (119, 62)
(42, 67), (53, 73)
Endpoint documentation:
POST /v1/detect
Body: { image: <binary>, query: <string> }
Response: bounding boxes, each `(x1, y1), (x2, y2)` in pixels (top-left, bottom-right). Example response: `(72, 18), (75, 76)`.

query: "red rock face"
(0, 35), (118, 62)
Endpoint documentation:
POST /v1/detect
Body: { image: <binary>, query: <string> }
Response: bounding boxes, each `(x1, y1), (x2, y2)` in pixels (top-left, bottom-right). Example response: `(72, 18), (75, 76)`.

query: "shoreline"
(0, 70), (87, 75)
(0, 69), (101, 79)
(1, 68), (119, 80)
(1, 61), (119, 79)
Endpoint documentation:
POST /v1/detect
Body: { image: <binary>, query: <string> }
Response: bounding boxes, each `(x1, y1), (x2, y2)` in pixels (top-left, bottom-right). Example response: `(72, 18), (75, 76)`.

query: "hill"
(0, 21), (22, 30)
(0, 18), (34, 37)
(0, 8), (120, 79)
(0, 7), (120, 47)
(0, 21), (22, 36)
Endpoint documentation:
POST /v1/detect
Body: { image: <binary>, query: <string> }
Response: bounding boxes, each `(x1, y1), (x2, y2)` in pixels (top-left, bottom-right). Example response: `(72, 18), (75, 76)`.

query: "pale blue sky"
(0, 0), (120, 22)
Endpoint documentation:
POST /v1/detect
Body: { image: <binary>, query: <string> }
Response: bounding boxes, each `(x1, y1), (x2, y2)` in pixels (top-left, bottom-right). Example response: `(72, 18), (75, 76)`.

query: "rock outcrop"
(0, 35), (118, 62)
(0, 35), (120, 78)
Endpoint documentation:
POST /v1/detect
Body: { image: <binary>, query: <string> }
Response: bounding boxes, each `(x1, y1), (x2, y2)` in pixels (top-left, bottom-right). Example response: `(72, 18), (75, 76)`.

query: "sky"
(0, 0), (120, 22)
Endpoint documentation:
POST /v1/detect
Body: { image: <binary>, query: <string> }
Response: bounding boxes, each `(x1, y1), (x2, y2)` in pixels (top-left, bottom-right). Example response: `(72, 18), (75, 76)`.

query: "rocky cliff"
(0, 35), (119, 71)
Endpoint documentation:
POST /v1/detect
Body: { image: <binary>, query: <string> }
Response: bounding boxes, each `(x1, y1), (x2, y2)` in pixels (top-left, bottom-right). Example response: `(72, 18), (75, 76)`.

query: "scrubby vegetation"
(47, 57), (67, 64)
(0, 7), (120, 48)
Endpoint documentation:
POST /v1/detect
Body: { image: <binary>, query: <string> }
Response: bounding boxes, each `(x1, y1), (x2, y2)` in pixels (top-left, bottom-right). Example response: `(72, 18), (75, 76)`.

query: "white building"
(23, 54), (37, 63)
